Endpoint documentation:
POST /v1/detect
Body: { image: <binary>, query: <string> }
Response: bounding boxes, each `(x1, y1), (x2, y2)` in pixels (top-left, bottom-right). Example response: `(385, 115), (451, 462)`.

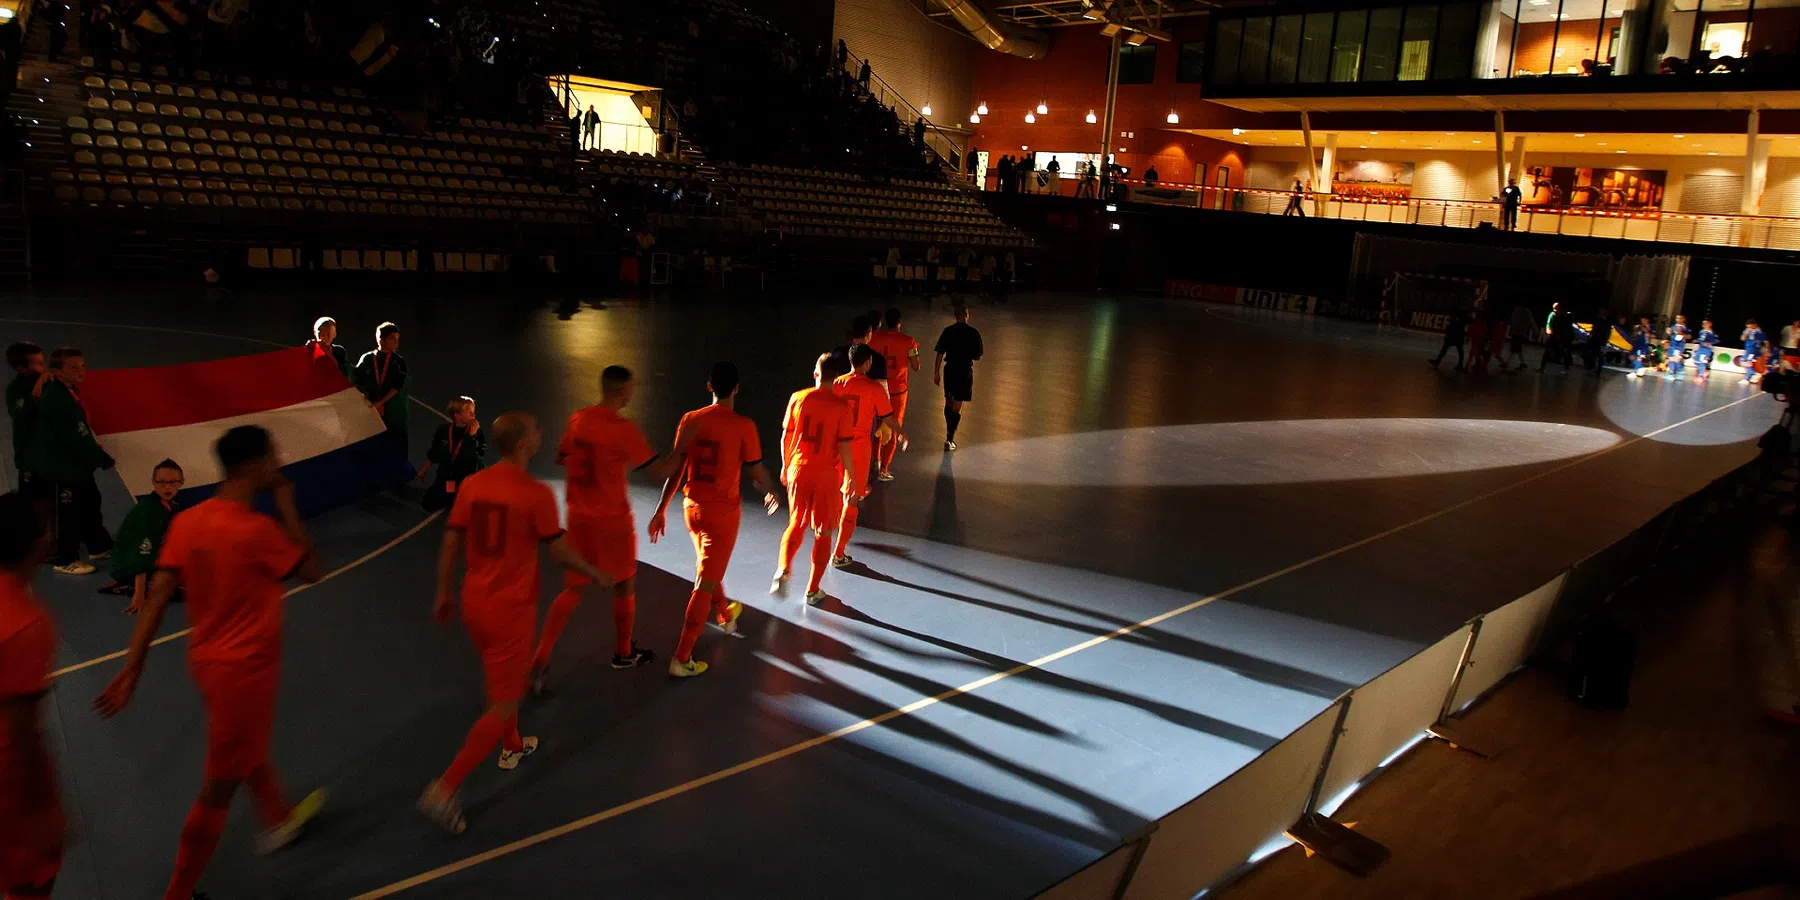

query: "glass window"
(1694, 0), (1748, 69)
(1177, 40), (1207, 82)
(1652, 0), (1701, 71)
(1434, 1), (1482, 76)
(1240, 16), (1274, 83)
(1547, 0), (1604, 75)
(1118, 42), (1157, 84)
(1749, 0), (1800, 62)
(1600, 0), (1637, 73)
(1514, 0), (1559, 74)
(1480, 0), (1520, 77)
(1213, 19), (1243, 83)
(1365, 7), (1405, 79)
(1299, 12), (1336, 81)
(1271, 14), (1304, 82)
(1400, 5), (1440, 79)
(1333, 9), (1369, 79)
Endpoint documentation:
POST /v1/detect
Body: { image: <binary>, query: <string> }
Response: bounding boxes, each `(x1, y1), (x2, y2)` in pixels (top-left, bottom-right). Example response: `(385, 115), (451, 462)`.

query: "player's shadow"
(844, 542), (1356, 700)
(831, 602), (1284, 752)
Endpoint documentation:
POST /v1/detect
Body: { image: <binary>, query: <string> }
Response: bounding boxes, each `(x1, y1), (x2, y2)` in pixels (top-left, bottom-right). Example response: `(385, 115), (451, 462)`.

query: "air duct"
(929, 0), (1049, 60)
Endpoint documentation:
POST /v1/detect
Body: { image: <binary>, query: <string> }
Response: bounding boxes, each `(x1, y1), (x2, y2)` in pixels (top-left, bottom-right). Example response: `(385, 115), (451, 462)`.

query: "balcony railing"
(990, 173), (1800, 251)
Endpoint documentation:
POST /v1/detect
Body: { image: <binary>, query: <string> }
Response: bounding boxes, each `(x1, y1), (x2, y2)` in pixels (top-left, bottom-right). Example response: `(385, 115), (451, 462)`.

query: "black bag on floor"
(1567, 616), (1636, 710)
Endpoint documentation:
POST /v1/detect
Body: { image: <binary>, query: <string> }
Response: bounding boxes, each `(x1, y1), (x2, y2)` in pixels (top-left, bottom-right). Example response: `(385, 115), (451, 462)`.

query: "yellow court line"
(0, 317), (453, 680)
(351, 392), (1769, 899)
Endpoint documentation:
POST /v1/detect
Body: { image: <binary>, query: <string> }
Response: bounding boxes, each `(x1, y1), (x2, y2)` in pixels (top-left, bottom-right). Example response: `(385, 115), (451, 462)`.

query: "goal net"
(1390, 273), (1489, 333)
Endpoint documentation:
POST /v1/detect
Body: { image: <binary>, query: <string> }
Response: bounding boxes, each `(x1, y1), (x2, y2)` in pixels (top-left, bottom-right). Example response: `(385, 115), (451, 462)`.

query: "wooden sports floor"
(5, 287), (1780, 899)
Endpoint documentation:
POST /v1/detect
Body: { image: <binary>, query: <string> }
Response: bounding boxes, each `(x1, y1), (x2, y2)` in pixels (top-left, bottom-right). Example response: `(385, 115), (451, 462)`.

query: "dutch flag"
(82, 347), (413, 517)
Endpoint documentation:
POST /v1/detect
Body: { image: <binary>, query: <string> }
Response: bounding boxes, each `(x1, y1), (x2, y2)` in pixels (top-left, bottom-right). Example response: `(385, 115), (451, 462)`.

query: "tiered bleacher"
(48, 60), (588, 224)
(721, 163), (1030, 247)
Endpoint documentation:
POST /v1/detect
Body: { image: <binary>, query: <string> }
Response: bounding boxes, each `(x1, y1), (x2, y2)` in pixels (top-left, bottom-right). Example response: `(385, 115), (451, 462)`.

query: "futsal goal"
(1389, 272), (1490, 333)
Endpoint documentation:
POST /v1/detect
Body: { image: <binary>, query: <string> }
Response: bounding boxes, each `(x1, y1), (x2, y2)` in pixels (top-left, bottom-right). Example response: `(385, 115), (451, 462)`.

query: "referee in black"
(933, 303), (983, 451)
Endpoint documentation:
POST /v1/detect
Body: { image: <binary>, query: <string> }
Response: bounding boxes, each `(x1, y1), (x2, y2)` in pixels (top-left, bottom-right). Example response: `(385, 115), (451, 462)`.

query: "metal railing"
(832, 46), (966, 177)
(993, 174), (1800, 252)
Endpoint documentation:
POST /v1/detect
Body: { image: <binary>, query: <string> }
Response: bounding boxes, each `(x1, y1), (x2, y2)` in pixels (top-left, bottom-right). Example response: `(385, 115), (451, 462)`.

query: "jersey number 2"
(690, 439), (720, 484)
(565, 439), (597, 487)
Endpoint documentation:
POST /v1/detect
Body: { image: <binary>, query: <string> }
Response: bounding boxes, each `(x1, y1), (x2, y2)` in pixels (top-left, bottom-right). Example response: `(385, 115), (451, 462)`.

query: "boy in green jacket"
(101, 459), (183, 612)
(5, 341), (47, 500)
(36, 348), (115, 575)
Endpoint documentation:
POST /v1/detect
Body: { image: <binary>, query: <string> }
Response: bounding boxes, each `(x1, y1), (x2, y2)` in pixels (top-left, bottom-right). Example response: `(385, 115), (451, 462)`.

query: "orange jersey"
(832, 373), (893, 446)
(868, 330), (920, 395)
(449, 462), (564, 618)
(673, 404), (764, 505)
(158, 498), (306, 668)
(781, 386), (855, 478)
(559, 405), (656, 521)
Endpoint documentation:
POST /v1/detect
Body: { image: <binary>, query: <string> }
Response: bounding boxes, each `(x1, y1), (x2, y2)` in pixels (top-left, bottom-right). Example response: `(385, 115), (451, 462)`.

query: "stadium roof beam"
(957, 0), (1216, 28)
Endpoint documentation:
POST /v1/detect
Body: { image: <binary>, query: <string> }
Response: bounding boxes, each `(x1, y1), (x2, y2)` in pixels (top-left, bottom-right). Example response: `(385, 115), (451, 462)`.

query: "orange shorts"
(683, 499), (741, 585)
(466, 616), (532, 705)
(564, 513), (636, 587)
(0, 744), (63, 894)
(888, 390), (908, 429)
(845, 439), (873, 495)
(786, 466), (844, 533)
(192, 660), (280, 780)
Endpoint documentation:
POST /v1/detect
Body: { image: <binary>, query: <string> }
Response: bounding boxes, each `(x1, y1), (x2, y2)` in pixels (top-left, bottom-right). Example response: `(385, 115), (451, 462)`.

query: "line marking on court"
(352, 392), (1769, 899)
(0, 317), (453, 680)
(50, 510), (444, 679)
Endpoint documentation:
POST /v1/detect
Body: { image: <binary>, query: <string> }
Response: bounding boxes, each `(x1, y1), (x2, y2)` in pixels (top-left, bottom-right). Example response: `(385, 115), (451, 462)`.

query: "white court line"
(351, 393), (1769, 899)
(50, 510), (443, 679)
(0, 318), (453, 679)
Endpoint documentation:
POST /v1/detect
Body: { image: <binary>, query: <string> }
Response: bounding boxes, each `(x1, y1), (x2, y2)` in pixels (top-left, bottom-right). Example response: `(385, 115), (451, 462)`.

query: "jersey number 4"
(469, 502), (509, 558)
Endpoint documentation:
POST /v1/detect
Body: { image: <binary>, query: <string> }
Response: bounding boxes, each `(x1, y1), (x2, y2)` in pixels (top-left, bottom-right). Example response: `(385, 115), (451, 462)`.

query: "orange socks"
(835, 507), (860, 559)
(532, 587), (584, 671)
(807, 532), (833, 594)
(675, 589), (710, 661)
(164, 802), (228, 900)
(612, 593), (636, 657)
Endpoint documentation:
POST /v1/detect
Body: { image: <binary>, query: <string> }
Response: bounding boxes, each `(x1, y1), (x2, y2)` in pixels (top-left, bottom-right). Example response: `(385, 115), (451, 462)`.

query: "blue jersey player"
(1630, 318), (1653, 377)
(1665, 315), (1690, 378)
(1694, 319), (1717, 380)
(1743, 319), (1767, 384)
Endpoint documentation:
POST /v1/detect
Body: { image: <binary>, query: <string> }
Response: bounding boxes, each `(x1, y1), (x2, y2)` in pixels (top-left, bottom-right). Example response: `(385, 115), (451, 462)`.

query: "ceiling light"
(1166, 110), (1180, 124)
(921, 104), (932, 116)
(1616, 149), (1626, 154)
(977, 101), (988, 116)
(1709, 151), (1719, 155)
(1370, 131), (1379, 135)
(1125, 31), (1150, 46)
(1037, 102), (1048, 115)
(1597, 141), (1607, 145)
(1232, 127), (1244, 136)
(1086, 110), (1098, 123)
(1360, 144), (1368, 148)
(1673, 133), (1684, 138)
(1025, 112), (1036, 123)
(969, 112), (980, 124)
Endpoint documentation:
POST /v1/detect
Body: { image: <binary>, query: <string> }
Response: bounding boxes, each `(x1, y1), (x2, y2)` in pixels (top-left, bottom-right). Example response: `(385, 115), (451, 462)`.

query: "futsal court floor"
(6, 286), (1780, 899)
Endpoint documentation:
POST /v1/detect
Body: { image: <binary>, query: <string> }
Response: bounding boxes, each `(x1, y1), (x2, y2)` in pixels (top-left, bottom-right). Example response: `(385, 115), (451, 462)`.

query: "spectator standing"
(857, 59), (871, 92)
(305, 317), (347, 376)
(1585, 306), (1612, 375)
(995, 154), (1013, 193)
(1077, 160), (1097, 198)
(1537, 302), (1574, 373)
(1045, 157), (1062, 194)
(34, 348), (114, 575)
(1144, 164), (1159, 187)
(913, 116), (926, 148)
(1428, 307), (1469, 371)
(417, 396), (486, 512)
(1284, 178), (1307, 216)
(1507, 302), (1535, 370)
(582, 105), (599, 151)
(1500, 178), (1522, 231)
(6, 341), (45, 498)
(354, 323), (411, 460)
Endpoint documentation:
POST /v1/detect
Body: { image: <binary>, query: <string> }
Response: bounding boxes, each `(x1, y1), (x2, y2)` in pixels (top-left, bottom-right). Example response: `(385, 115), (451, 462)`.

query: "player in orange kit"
(94, 425), (327, 900)
(419, 413), (612, 833)
(530, 366), (676, 690)
(866, 307), (919, 482)
(0, 493), (62, 900)
(772, 353), (856, 605)
(649, 362), (780, 678)
(831, 345), (899, 567)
